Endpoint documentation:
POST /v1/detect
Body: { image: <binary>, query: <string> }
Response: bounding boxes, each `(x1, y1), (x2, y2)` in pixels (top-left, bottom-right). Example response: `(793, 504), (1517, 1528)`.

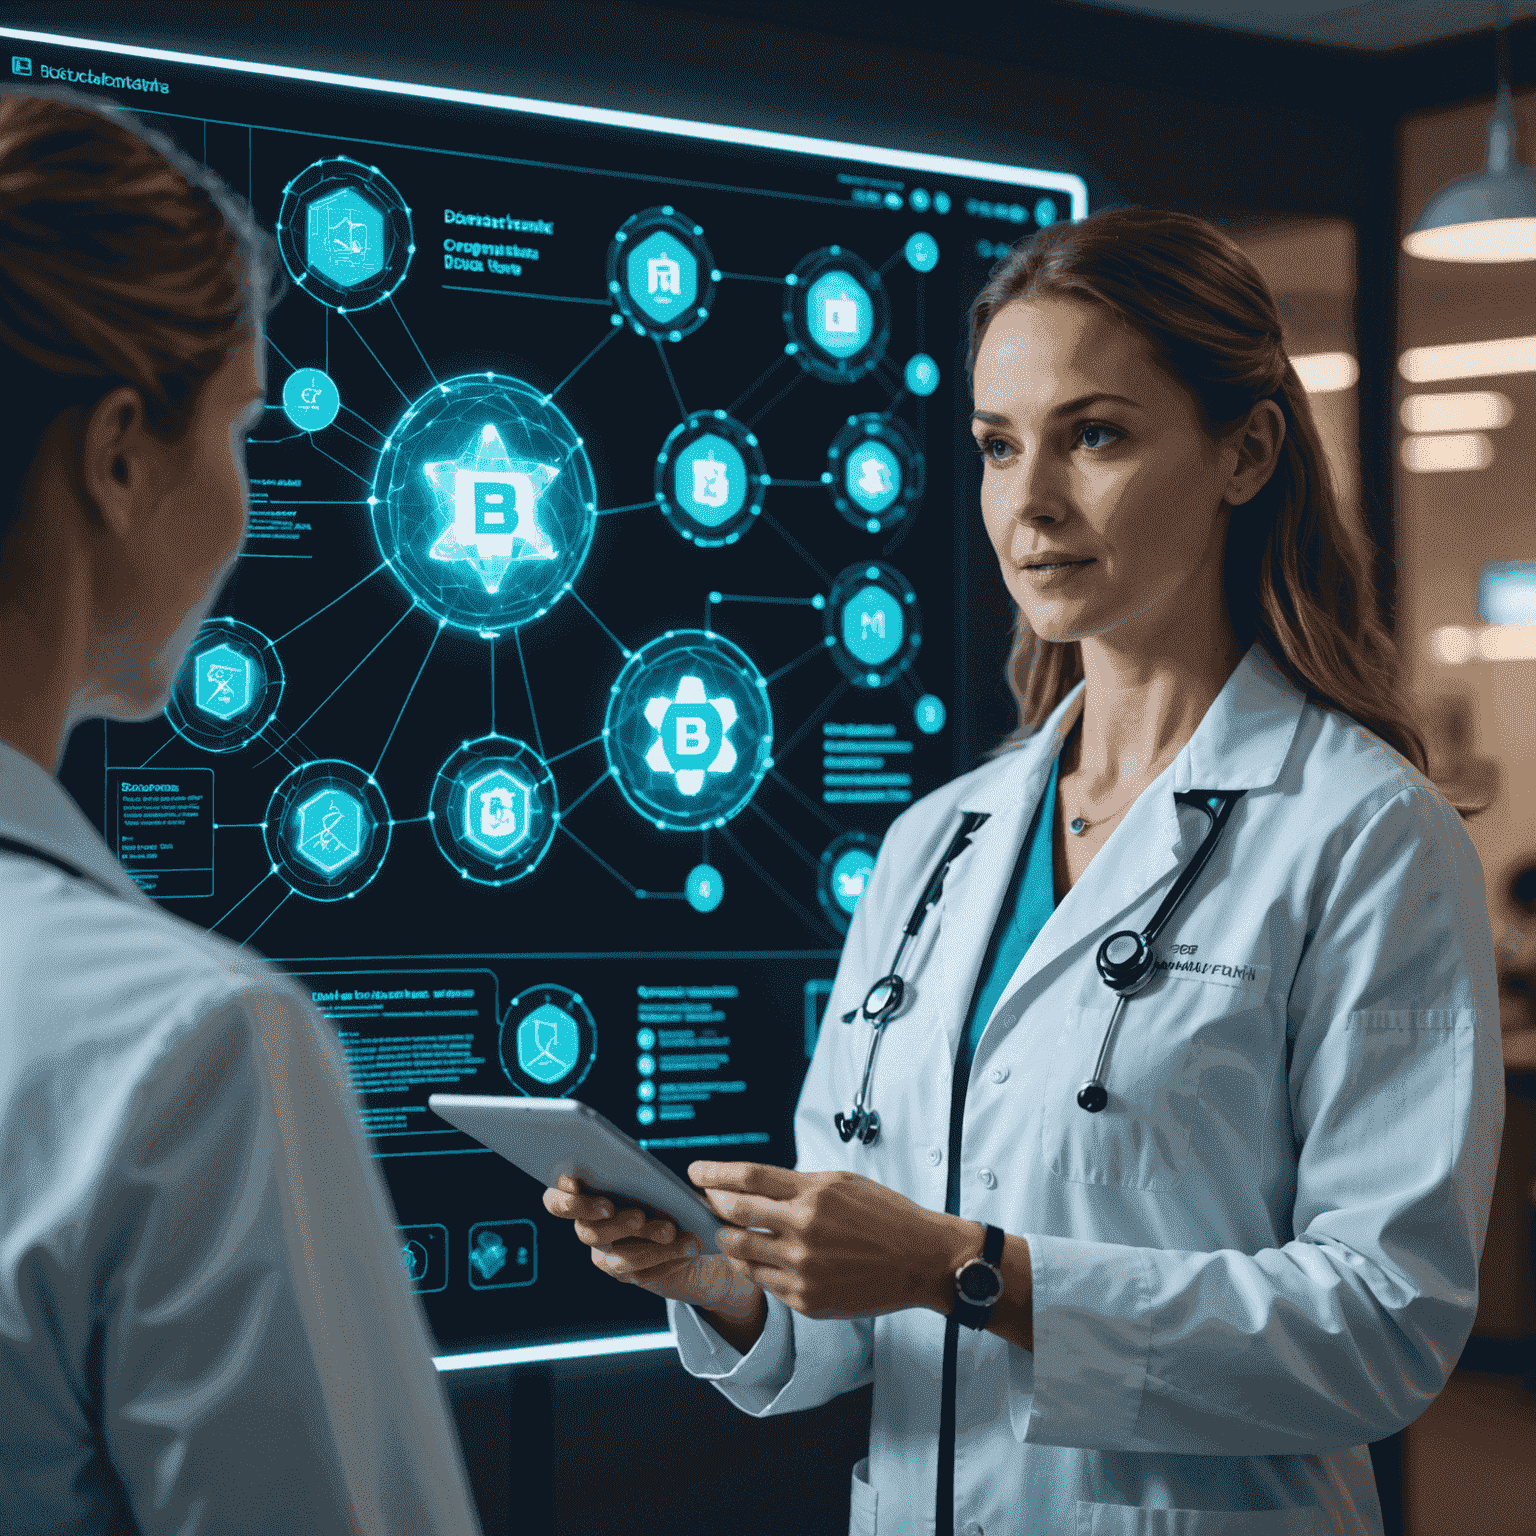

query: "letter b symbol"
(675, 716), (709, 756)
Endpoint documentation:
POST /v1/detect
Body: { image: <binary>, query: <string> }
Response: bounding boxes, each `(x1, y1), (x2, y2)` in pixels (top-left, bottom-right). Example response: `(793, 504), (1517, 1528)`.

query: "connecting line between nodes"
(759, 513), (833, 587)
(558, 770), (612, 822)
(272, 561), (389, 645)
(566, 589), (632, 658)
(209, 868), (276, 936)
(373, 621), (443, 777)
(544, 734), (603, 766)
(776, 677), (851, 762)
(241, 889), (293, 951)
(259, 604), (418, 766)
(728, 353), (789, 418)
(652, 338), (688, 421)
(763, 478), (824, 489)
(766, 766), (843, 832)
(340, 312), (413, 405)
(596, 500), (660, 517)
(326, 419), (382, 456)
(340, 404), (386, 442)
(308, 437), (371, 486)
(545, 324), (619, 405)
(440, 285), (610, 307)
(746, 799), (820, 872)
(717, 272), (784, 284)
(512, 628), (545, 757)
(488, 638), (495, 736)
(745, 369), (803, 429)
(387, 295), (440, 386)
(717, 826), (825, 939)
(765, 641), (829, 687)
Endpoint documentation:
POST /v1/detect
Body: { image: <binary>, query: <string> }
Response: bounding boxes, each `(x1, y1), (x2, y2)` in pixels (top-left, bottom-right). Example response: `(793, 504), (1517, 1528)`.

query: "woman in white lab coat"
(546, 206), (1503, 1535)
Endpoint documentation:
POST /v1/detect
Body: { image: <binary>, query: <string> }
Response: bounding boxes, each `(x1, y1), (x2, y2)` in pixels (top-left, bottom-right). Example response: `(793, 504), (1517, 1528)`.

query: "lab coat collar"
(0, 735), (151, 905)
(933, 643), (1306, 1045)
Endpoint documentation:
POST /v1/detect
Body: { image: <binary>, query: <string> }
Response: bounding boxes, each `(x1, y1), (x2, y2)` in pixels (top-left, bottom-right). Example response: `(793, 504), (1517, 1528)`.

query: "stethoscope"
(834, 788), (1245, 1144)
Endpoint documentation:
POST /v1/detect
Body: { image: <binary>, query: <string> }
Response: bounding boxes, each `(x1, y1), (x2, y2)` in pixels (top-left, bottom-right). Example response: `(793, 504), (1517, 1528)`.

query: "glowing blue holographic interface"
(39, 19), (1085, 1362)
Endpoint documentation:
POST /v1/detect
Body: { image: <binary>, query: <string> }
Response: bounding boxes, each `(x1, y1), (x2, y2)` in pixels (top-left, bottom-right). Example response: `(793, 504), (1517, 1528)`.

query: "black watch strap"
(951, 1222), (1006, 1331)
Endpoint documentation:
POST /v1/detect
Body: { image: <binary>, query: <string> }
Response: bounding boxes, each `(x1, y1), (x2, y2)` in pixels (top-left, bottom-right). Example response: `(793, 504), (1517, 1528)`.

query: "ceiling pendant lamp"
(1404, 0), (1536, 262)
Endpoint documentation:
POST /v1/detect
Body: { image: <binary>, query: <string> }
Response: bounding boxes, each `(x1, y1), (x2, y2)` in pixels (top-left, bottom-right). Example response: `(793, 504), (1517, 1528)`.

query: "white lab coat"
(668, 642), (1504, 1535)
(0, 739), (482, 1535)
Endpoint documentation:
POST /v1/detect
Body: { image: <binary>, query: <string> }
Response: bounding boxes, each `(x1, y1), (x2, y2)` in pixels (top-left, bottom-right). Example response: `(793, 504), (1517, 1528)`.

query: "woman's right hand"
(541, 1174), (764, 1321)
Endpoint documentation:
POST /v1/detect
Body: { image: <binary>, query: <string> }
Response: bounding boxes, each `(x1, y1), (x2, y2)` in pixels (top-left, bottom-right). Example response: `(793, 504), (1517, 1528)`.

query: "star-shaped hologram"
(425, 423), (560, 595)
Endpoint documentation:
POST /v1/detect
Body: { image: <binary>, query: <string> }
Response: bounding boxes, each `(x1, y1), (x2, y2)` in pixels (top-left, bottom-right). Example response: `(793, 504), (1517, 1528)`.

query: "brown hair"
(967, 207), (1467, 807)
(0, 87), (281, 553)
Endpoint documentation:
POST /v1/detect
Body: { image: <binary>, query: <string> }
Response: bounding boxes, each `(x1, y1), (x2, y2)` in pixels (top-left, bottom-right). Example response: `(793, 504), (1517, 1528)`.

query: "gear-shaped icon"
(643, 675), (738, 796)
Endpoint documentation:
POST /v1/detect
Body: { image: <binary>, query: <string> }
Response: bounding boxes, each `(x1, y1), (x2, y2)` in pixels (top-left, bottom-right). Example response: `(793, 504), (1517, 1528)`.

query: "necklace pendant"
(1068, 816), (1088, 835)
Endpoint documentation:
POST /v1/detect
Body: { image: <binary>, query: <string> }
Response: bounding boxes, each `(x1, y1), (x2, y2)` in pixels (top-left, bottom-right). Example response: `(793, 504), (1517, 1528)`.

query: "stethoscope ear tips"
(1076, 1081), (1108, 1113)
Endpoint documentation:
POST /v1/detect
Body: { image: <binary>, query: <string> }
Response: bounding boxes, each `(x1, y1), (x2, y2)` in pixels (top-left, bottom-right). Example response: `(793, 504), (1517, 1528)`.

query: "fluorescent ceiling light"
(1428, 623), (1536, 663)
(1399, 433), (1494, 472)
(1400, 391), (1514, 432)
(1292, 352), (1358, 393)
(1480, 562), (1536, 625)
(1399, 335), (1536, 382)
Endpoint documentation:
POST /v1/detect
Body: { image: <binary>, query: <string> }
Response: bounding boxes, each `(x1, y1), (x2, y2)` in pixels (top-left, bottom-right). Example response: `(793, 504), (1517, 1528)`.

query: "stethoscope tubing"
(837, 788), (1246, 1141)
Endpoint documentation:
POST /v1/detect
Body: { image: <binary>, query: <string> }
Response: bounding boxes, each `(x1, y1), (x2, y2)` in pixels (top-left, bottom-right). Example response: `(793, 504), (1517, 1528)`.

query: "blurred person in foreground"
(0, 88), (482, 1535)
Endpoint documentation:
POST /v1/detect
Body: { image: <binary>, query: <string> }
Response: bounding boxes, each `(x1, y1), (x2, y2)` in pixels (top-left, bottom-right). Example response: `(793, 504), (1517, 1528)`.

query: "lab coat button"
(926, 1146), (943, 1166)
(976, 1166), (996, 1188)
(989, 1065), (1009, 1083)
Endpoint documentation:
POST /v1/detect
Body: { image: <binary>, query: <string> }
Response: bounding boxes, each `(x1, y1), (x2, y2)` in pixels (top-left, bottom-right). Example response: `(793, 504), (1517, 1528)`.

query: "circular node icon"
(904, 353), (940, 397)
(654, 410), (767, 547)
(824, 562), (923, 689)
(914, 693), (948, 735)
(1035, 196), (1059, 227)
(782, 247), (890, 383)
(430, 735), (558, 886)
(264, 760), (391, 901)
(276, 157), (413, 312)
(909, 189), (932, 213)
(825, 414), (926, 534)
(371, 373), (597, 634)
(686, 863), (724, 912)
(497, 984), (597, 1097)
(282, 367), (340, 432)
(165, 617), (285, 754)
(607, 205), (718, 342)
(904, 232), (939, 273)
(604, 630), (773, 832)
(817, 830), (880, 935)
(934, 192), (952, 215)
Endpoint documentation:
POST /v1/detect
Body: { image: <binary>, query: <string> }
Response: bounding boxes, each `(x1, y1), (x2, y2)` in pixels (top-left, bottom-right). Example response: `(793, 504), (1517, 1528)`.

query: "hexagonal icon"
(462, 766), (533, 861)
(306, 186), (385, 289)
(841, 584), (905, 667)
(673, 433), (747, 528)
(293, 787), (367, 876)
(517, 1002), (581, 1085)
(626, 230), (698, 326)
(807, 269), (873, 357)
(844, 440), (902, 514)
(192, 642), (253, 721)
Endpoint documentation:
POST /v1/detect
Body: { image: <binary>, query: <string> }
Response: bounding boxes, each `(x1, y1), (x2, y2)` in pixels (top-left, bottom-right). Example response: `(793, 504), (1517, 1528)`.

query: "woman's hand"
(541, 1174), (763, 1320)
(688, 1161), (969, 1321)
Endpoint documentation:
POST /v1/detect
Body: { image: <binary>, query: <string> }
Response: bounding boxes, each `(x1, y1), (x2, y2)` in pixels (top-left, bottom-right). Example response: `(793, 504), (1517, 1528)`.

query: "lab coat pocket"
(848, 1456), (878, 1535)
(1075, 1502), (1322, 1534)
(1042, 1005), (1198, 1191)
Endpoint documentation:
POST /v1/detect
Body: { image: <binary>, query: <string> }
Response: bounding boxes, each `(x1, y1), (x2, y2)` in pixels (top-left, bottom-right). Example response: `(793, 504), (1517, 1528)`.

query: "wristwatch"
(951, 1222), (1005, 1330)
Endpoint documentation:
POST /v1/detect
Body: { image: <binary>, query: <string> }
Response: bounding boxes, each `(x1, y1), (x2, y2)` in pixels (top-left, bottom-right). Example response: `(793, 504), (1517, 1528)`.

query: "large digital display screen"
(10, 26), (1086, 1362)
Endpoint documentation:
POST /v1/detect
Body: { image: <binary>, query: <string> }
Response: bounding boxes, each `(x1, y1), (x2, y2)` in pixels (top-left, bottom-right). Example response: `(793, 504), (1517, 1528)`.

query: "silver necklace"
(1062, 734), (1180, 836)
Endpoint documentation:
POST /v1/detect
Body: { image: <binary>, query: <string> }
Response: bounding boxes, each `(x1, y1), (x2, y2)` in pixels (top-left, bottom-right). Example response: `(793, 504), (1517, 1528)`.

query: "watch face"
(958, 1263), (1000, 1304)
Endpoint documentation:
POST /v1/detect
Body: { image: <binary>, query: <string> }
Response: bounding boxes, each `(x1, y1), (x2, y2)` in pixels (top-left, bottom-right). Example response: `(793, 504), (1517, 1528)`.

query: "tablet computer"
(427, 1093), (727, 1255)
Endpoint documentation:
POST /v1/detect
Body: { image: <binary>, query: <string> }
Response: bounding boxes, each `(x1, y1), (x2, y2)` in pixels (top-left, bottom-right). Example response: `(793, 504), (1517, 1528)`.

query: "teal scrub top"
(945, 752), (1061, 1217)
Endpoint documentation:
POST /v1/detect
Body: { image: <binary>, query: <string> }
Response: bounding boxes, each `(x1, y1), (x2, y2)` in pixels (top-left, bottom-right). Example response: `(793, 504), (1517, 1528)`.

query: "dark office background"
(11, 2), (1536, 1530)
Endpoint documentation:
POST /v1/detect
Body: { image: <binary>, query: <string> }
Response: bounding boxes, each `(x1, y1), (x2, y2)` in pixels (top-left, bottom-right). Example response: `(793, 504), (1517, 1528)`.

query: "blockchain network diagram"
(19, 27), (1086, 1352)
